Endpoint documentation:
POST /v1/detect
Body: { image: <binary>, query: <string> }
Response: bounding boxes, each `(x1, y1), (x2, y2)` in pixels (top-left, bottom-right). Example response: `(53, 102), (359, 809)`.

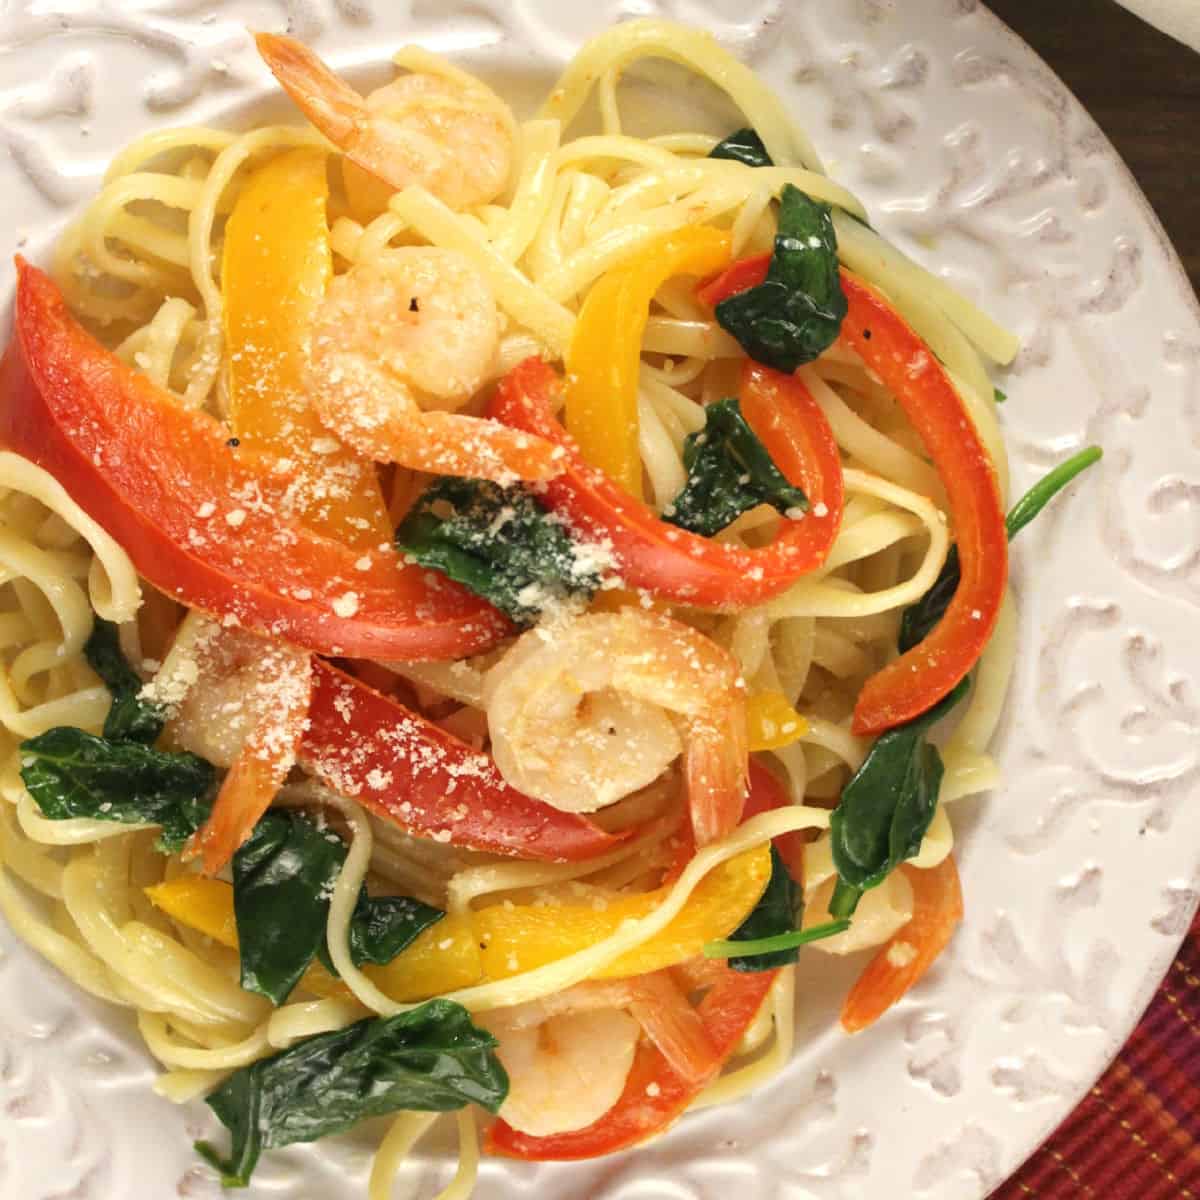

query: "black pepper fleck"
(226, 437), (240, 448)
(409, 297), (420, 313)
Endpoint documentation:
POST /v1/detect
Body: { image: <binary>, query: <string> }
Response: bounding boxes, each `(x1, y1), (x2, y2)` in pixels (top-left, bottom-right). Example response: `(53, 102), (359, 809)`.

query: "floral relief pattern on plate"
(0, 1), (1198, 1198)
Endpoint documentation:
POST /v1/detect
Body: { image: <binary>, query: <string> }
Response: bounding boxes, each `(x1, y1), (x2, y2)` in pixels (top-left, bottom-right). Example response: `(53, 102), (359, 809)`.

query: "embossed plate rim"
(0, 2), (1198, 1198)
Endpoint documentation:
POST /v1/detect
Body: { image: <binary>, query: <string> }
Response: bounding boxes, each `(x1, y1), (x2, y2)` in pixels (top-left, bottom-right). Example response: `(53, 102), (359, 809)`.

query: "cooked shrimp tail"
(687, 707), (749, 846)
(151, 613), (313, 875)
(485, 610), (749, 847)
(324, 401), (563, 483)
(305, 249), (562, 483)
(255, 33), (364, 149)
(255, 32), (514, 210)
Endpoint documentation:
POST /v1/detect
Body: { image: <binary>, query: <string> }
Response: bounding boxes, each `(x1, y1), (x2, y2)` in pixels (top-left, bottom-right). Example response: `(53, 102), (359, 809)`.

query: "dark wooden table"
(987, 0), (1199, 293)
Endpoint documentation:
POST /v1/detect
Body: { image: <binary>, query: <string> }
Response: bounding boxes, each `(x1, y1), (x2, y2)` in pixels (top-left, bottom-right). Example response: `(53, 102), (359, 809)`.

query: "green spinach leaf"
(195, 999), (508, 1188)
(827, 681), (967, 918)
(724, 846), (801, 971)
(710, 847), (854, 967)
(992, 386), (1007, 404)
(232, 810), (346, 1005)
(84, 618), (166, 744)
(709, 127), (773, 168)
(704, 919), (851, 961)
(715, 183), (847, 373)
(898, 447), (1103, 652)
(317, 893), (445, 975)
(395, 477), (604, 624)
(665, 397), (807, 536)
(234, 810), (446, 1002)
(19, 727), (214, 853)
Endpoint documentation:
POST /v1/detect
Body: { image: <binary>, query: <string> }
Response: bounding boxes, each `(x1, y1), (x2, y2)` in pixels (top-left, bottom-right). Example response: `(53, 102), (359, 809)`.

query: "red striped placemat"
(991, 910), (1200, 1197)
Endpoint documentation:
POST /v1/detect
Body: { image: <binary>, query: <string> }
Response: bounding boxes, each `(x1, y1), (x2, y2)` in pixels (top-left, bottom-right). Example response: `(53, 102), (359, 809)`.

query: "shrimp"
(483, 610), (748, 846)
(479, 972), (718, 1136)
(478, 986), (641, 1137)
(304, 248), (562, 482)
(255, 33), (514, 211)
(148, 612), (312, 874)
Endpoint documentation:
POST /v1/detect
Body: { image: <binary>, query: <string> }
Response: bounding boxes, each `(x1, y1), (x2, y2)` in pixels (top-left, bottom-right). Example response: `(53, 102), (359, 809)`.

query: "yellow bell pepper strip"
(144, 876), (483, 1003)
(472, 842), (771, 982)
(565, 227), (732, 498)
(746, 690), (809, 752)
(146, 844), (771, 1001)
(221, 147), (390, 548)
(148, 875), (237, 944)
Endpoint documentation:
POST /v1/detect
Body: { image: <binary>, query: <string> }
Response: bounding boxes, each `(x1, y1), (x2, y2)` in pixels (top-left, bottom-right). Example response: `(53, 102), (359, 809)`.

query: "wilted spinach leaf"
(19, 727), (214, 852)
(196, 999), (508, 1188)
(232, 810), (346, 1005)
(395, 477), (603, 624)
(234, 810), (446, 1002)
(665, 397), (806, 537)
(828, 681), (967, 918)
(715, 183), (847, 373)
(725, 847), (801, 972)
(709, 127), (773, 168)
(84, 619), (166, 744)
(317, 893), (444, 975)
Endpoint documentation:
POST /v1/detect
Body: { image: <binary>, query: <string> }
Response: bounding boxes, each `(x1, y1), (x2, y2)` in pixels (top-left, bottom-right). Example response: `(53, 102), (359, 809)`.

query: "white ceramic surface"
(1, 2), (1198, 1198)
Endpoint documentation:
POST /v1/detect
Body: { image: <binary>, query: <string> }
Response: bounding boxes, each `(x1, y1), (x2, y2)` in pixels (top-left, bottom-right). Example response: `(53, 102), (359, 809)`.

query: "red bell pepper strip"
(488, 357), (843, 609)
(839, 276), (1006, 733)
(695, 251), (771, 309)
(697, 257), (1008, 735)
(486, 962), (777, 1160)
(741, 758), (807, 884)
(0, 259), (510, 661)
(299, 659), (624, 862)
(665, 756), (805, 886)
(840, 855), (963, 1033)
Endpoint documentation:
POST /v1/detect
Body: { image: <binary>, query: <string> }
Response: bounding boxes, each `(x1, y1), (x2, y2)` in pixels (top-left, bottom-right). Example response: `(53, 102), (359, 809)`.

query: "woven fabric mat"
(991, 910), (1200, 1197)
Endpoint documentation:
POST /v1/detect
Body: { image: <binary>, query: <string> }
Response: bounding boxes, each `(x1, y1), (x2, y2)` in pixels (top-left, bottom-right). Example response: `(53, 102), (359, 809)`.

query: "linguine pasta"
(0, 17), (1063, 1198)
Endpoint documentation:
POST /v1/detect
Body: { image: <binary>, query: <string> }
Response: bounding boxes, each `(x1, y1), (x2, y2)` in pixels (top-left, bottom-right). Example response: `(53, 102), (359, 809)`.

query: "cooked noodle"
(0, 18), (1022, 1198)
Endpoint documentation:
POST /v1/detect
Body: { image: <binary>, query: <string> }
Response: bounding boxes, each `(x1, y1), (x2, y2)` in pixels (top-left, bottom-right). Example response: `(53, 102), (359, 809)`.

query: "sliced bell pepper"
(697, 257), (1008, 733)
(473, 842), (771, 981)
(566, 227), (732, 498)
(221, 147), (391, 547)
(840, 854), (963, 1033)
(487, 962), (777, 1160)
(740, 758), (807, 885)
(663, 755), (805, 887)
(839, 276), (1007, 733)
(0, 260), (510, 661)
(746, 690), (809, 752)
(299, 660), (624, 863)
(695, 251), (772, 310)
(144, 875), (483, 1002)
(489, 357), (843, 609)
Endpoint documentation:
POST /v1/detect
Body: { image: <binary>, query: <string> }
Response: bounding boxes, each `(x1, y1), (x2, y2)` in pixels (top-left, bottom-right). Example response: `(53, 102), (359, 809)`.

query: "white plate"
(1, 2), (1198, 1198)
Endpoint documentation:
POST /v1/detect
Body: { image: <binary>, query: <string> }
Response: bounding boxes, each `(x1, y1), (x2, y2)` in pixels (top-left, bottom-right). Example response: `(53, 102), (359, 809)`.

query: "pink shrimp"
(303, 248), (562, 483)
(150, 613), (312, 874)
(483, 610), (748, 846)
(255, 32), (514, 211)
